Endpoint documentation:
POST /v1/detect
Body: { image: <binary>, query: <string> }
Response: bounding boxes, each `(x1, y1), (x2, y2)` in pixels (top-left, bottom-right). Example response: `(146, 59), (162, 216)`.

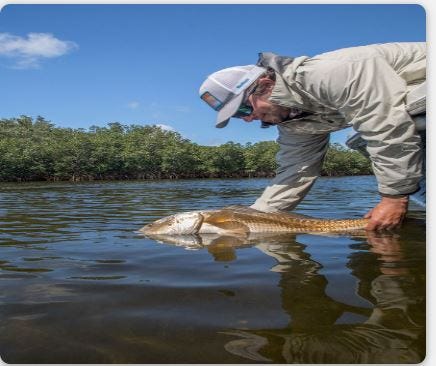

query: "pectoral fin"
(204, 210), (235, 223)
(202, 211), (249, 234)
(209, 221), (250, 235)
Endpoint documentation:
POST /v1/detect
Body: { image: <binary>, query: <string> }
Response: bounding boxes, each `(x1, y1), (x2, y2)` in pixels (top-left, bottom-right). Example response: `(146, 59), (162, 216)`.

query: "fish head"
(140, 212), (204, 235)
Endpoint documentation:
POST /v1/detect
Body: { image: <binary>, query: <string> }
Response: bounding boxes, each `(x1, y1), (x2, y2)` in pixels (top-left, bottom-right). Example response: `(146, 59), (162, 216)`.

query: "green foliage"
(322, 143), (373, 176)
(244, 141), (279, 177)
(0, 116), (372, 182)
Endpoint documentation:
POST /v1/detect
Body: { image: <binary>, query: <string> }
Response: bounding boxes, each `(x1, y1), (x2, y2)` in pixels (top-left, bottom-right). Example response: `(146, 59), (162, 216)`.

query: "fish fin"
(224, 205), (313, 220)
(223, 205), (255, 211)
(202, 211), (249, 234)
(209, 221), (249, 235)
(204, 210), (235, 223)
(277, 211), (314, 220)
(216, 222), (249, 234)
(223, 205), (265, 215)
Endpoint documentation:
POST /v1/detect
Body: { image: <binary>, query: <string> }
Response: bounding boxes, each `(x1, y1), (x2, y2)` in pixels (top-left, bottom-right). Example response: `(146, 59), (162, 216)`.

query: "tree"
(244, 141), (278, 177)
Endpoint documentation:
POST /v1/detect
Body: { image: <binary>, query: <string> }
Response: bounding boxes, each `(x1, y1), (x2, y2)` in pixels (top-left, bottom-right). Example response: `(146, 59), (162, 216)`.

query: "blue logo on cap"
(236, 78), (249, 89)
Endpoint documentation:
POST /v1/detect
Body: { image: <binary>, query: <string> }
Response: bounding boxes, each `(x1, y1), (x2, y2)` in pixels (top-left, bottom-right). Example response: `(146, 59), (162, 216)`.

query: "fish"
(139, 205), (368, 235)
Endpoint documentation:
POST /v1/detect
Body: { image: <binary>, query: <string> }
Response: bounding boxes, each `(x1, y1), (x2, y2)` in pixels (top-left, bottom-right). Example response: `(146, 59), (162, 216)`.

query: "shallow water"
(0, 176), (425, 363)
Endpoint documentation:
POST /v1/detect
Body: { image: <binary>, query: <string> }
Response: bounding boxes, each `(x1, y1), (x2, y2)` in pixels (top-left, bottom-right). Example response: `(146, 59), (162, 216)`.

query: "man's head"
(199, 65), (291, 128)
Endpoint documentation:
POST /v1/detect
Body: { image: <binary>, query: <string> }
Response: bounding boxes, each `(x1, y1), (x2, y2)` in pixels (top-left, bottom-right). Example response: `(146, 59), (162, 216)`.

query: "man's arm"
(251, 129), (329, 212)
(306, 57), (423, 230)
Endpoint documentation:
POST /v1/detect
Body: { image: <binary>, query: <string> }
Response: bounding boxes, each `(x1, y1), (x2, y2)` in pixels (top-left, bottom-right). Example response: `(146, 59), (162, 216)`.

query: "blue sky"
(0, 4), (426, 146)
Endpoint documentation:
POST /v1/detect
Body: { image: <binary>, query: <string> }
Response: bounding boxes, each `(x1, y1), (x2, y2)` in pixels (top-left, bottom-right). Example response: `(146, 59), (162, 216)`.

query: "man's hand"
(364, 196), (409, 231)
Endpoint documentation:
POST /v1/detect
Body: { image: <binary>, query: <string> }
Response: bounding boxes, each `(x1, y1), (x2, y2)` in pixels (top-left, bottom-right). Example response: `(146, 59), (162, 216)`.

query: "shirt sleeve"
(250, 128), (329, 212)
(306, 57), (423, 196)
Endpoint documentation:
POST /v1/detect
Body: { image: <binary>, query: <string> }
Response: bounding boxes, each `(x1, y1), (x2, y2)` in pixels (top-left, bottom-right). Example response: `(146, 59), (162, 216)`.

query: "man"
(199, 43), (426, 231)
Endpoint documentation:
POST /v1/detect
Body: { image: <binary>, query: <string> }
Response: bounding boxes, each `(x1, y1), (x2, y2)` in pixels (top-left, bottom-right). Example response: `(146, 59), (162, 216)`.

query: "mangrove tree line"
(0, 116), (372, 182)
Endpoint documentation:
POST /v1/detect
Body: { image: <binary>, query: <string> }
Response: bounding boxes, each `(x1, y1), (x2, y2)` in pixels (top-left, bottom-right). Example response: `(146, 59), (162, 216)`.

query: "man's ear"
(257, 77), (275, 91)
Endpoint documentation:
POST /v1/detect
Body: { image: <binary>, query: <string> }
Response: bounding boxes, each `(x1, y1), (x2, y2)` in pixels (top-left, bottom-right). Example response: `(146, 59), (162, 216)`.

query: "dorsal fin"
(224, 205), (313, 221)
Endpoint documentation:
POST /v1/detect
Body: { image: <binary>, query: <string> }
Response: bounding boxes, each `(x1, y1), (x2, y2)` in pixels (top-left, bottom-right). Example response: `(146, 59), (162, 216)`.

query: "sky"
(0, 4), (427, 146)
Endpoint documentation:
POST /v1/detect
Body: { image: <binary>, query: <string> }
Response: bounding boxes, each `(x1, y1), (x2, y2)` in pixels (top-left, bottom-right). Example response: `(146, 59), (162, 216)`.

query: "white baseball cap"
(199, 65), (266, 128)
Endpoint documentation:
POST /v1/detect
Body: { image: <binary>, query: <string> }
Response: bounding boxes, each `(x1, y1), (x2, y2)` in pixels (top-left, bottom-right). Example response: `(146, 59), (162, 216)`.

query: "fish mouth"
(138, 220), (169, 235)
(139, 223), (167, 235)
(139, 225), (153, 234)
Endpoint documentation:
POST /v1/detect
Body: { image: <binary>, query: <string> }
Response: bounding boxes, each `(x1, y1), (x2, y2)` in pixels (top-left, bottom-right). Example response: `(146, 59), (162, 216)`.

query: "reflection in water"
(0, 178), (425, 363)
(146, 229), (425, 363)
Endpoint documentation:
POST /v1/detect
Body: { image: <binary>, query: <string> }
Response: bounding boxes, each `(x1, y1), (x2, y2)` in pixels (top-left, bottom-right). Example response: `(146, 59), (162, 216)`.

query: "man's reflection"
(223, 230), (425, 363)
(144, 227), (425, 363)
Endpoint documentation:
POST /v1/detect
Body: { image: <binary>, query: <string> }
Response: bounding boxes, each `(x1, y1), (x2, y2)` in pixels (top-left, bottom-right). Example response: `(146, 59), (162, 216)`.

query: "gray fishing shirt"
(251, 42), (426, 212)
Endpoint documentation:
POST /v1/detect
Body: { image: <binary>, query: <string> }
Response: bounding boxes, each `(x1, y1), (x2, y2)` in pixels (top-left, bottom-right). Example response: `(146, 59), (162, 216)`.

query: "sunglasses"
(233, 103), (253, 118)
(232, 83), (258, 118)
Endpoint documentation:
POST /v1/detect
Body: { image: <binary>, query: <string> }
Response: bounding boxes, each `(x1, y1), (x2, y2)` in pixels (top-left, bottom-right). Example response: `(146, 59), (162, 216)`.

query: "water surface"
(0, 176), (426, 363)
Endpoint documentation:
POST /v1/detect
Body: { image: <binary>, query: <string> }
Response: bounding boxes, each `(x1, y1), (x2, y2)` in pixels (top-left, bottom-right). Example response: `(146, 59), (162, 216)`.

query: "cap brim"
(215, 92), (245, 128)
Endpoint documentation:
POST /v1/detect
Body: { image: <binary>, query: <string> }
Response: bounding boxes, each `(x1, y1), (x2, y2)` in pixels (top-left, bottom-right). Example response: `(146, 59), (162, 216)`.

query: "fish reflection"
(144, 232), (302, 262)
(218, 231), (424, 363)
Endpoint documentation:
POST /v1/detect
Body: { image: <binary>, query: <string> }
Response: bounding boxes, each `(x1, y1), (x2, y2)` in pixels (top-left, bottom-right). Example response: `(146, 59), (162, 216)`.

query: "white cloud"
(127, 101), (140, 109)
(155, 124), (176, 132)
(0, 32), (78, 69)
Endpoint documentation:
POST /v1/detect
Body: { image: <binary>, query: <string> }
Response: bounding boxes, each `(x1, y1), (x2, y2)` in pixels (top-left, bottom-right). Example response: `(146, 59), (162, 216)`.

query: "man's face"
(239, 82), (291, 125)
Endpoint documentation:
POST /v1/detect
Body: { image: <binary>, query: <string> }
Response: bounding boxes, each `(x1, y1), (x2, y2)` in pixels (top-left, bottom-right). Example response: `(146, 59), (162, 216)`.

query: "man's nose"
(242, 114), (256, 122)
